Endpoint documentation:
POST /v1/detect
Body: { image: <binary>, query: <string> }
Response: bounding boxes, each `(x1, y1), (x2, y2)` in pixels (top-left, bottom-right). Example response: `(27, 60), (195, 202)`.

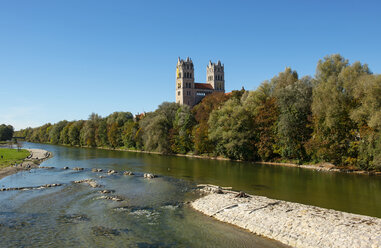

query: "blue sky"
(1, 0), (380, 130)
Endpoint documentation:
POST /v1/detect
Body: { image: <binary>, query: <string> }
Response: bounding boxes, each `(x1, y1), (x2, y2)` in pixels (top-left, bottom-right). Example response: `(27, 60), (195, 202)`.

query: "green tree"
(275, 76), (313, 160)
(140, 102), (179, 153)
(49, 121), (68, 144)
(60, 122), (72, 144)
(350, 74), (381, 170)
(308, 54), (371, 165)
(171, 105), (196, 154)
(68, 121), (84, 146)
(0, 124), (14, 141)
(96, 119), (108, 147)
(208, 98), (256, 160)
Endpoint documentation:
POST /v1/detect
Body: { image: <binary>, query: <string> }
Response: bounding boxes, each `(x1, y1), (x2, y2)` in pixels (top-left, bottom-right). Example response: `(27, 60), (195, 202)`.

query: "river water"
(0, 143), (380, 247)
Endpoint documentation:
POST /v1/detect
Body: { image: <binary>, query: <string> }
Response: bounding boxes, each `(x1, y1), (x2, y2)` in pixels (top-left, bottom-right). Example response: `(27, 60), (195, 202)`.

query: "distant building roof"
(225, 92), (232, 96)
(194, 83), (213, 90)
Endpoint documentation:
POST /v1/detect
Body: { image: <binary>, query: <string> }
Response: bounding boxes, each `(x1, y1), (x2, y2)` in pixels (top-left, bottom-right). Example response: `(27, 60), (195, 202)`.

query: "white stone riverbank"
(191, 185), (381, 248)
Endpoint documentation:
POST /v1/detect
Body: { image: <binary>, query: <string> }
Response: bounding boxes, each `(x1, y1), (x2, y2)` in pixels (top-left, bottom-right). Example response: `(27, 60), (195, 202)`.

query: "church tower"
(175, 57), (195, 106)
(206, 60), (225, 92)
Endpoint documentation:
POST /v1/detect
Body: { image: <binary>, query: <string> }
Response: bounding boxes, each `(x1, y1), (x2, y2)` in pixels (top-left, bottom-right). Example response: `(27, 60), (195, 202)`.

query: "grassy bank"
(0, 148), (30, 169)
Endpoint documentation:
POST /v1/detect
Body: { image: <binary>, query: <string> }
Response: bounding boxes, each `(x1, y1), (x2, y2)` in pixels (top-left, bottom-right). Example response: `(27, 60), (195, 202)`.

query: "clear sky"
(1, 0), (380, 130)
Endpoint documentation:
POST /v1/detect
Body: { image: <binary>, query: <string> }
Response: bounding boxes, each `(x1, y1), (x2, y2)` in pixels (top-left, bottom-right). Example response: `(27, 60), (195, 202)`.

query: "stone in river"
(91, 226), (120, 238)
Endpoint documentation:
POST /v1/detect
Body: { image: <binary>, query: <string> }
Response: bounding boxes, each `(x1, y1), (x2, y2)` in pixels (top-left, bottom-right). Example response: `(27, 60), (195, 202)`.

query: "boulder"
(99, 189), (114, 194)
(144, 173), (156, 179)
(123, 171), (134, 176)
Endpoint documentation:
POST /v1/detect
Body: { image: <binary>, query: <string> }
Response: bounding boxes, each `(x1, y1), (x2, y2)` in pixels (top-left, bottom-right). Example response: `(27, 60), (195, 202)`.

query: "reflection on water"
(0, 143), (287, 248)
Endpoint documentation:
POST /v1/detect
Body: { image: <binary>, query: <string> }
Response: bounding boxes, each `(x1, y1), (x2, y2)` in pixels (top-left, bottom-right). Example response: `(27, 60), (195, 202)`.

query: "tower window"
(178, 91), (180, 96)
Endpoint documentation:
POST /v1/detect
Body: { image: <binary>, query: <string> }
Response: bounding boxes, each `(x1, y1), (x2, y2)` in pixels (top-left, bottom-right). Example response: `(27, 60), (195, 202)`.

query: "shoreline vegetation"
(96, 146), (381, 175)
(15, 54), (381, 173)
(0, 148), (52, 180)
(191, 184), (381, 248)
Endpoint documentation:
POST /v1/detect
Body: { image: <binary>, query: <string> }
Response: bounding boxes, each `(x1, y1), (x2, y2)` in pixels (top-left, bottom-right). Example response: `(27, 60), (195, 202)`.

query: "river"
(0, 142), (380, 247)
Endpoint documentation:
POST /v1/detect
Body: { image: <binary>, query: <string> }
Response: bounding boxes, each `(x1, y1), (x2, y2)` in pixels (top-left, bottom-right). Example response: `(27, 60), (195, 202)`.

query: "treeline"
(15, 54), (381, 171)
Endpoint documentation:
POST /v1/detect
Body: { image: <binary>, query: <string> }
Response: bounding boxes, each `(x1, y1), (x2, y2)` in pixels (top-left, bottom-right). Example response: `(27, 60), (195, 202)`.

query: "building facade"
(175, 57), (225, 107)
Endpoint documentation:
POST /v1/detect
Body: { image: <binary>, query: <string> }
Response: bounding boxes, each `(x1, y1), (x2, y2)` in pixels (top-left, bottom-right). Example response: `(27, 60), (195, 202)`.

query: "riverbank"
(191, 185), (381, 248)
(0, 148), (52, 180)
(97, 146), (380, 176)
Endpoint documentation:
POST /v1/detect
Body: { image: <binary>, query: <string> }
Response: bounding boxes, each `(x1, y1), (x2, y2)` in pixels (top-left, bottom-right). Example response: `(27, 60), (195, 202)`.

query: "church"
(175, 57), (225, 107)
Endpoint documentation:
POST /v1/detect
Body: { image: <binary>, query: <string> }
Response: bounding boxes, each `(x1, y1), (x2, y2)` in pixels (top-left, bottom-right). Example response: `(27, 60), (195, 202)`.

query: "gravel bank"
(191, 185), (381, 248)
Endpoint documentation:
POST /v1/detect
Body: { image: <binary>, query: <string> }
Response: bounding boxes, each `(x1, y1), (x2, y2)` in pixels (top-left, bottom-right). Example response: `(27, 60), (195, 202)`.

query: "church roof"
(194, 83), (213, 90)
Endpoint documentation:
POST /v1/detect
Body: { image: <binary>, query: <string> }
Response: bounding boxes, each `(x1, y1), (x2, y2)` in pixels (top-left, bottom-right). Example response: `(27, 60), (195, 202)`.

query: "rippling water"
(0, 143), (287, 247)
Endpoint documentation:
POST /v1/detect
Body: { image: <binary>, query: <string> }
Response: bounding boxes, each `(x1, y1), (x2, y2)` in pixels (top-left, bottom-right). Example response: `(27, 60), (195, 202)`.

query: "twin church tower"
(175, 57), (225, 106)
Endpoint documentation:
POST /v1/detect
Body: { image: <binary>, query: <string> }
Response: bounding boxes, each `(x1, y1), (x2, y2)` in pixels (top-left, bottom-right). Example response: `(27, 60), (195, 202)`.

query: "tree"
(350, 74), (381, 170)
(308, 54), (371, 165)
(49, 120), (68, 144)
(275, 76), (313, 161)
(140, 102), (180, 153)
(0, 124), (14, 141)
(106, 112), (133, 148)
(242, 83), (279, 161)
(80, 113), (100, 147)
(192, 92), (229, 154)
(60, 122), (72, 144)
(208, 98), (256, 160)
(68, 121), (84, 146)
(171, 105), (196, 154)
(107, 122), (120, 148)
(96, 119), (108, 147)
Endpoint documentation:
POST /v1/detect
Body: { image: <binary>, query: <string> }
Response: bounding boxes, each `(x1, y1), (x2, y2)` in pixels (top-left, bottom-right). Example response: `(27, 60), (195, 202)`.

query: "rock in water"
(144, 173), (156, 179)
(91, 226), (120, 238)
(123, 171), (134, 176)
(99, 189), (114, 194)
(58, 214), (90, 224)
(63, 166), (69, 170)
(74, 179), (101, 188)
(98, 195), (123, 201)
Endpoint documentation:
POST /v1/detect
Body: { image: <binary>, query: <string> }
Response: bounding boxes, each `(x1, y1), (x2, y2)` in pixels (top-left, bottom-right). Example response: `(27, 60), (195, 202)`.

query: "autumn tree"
(192, 92), (229, 154)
